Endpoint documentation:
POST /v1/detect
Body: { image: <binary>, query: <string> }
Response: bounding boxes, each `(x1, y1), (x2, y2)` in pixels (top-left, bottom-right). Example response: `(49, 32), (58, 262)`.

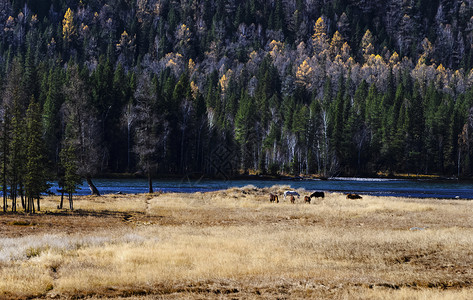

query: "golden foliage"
(361, 29), (374, 61)
(269, 40), (284, 58)
(436, 64), (449, 88)
(418, 38), (433, 66)
(177, 24), (191, 44)
(30, 14), (38, 26)
(219, 69), (233, 94)
(116, 30), (134, 51)
(188, 58), (195, 73)
(5, 16), (14, 31)
(249, 50), (258, 61)
(190, 81), (199, 99)
(62, 8), (76, 42)
(296, 59), (314, 89)
(389, 51), (400, 65)
(340, 42), (351, 61)
(312, 17), (329, 57)
(165, 53), (185, 76)
(330, 31), (344, 57)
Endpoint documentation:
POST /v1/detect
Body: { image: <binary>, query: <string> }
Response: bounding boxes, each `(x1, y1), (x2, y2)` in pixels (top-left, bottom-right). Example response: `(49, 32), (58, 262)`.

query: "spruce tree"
(0, 105), (10, 212)
(25, 100), (49, 213)
(59, 134), (81, 210)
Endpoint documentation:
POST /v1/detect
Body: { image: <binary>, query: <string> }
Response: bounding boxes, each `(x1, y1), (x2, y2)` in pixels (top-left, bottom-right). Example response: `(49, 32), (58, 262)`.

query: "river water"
(49, 177), (473, 199)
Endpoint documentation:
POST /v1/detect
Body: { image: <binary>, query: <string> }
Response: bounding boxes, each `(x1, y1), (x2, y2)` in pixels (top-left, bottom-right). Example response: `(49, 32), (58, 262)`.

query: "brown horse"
(304, 196), (311, 204)
(269, 193), (279, 203)
(290, 195), (295, 204)
(346, 193), (362, 199)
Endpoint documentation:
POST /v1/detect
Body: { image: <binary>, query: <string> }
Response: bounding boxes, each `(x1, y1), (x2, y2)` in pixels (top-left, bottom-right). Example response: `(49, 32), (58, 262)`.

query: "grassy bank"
(0, 186), (472, 299)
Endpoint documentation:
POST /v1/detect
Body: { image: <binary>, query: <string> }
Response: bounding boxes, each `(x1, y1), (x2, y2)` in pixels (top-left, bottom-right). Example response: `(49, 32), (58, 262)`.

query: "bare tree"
(62, 64), (103, 196)
(121, 102), (135, 172)
(132, 71), (168, 193)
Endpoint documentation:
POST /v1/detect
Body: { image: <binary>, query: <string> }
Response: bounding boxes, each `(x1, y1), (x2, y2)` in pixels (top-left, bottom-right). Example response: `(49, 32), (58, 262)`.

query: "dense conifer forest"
(2, 0), (473, 203)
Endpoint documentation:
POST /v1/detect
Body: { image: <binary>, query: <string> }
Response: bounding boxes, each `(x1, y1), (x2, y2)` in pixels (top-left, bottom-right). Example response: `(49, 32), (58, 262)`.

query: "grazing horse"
(304, 196), (311, 204)
(310, 191), (325, 199)
(346, 193), (362, 199)
(284, 190), (300, 199)
(290, 195), (295, 204)
(269, 193), (279, 203)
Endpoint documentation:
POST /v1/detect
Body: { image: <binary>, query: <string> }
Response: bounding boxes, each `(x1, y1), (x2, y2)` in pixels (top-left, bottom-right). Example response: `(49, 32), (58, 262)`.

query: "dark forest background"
(2, 0), (473, 197)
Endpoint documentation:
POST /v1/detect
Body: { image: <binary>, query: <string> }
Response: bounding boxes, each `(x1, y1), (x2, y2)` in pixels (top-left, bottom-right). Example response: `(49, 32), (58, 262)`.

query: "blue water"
(49, 177), (473, 199)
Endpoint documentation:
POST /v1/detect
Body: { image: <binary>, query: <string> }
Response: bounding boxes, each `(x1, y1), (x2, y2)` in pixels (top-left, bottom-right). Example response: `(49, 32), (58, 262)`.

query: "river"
(49, 177), (473, 199)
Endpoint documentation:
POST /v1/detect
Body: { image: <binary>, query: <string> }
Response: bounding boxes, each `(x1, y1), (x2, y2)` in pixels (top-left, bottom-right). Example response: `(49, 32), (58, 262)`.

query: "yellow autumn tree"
(62, 8), (76, 42)
(219, 69), (233, 95)
(312, 17), (329, 58)
(116, 30), (130, 50)
(190, 81), (199, 99)
(340, 42), (351, 61)
(436, 64), (448, 89)
(269, 40), (284, 58)
(361, 29), (374, 62)
(176, 24), (191, 56)
(389, 52), (400, 66)
(418, 38), (433, 65)
(296, 59), (314, 89)
(188, 58), (196, 74)
(5, 16), (14, 33)
(330, 31), (344, 58)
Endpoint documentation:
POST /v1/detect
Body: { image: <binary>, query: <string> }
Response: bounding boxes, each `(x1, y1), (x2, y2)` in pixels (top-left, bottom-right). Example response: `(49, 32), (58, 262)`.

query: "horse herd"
(269, 191), (362, 203)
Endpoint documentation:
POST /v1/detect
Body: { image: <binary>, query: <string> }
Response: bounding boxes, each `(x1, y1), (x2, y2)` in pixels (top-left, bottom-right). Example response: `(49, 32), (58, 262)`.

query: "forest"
(1, 0), (473, 207)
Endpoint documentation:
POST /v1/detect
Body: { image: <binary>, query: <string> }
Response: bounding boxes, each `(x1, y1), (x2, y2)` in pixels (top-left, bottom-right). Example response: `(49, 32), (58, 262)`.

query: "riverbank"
(100, 170), (473, 181)
(1, 186), (472, 299)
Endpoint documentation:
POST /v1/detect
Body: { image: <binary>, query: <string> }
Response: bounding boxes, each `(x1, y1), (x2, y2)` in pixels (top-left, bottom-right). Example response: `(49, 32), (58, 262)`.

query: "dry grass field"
(1, 185), (473, 299)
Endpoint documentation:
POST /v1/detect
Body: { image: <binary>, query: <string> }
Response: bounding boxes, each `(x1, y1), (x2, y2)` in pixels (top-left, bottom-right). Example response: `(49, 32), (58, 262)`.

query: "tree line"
(2, 0), (473, 212)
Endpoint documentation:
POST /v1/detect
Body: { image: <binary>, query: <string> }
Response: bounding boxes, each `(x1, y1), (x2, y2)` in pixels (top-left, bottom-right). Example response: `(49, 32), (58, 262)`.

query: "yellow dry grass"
(1, 185), (473, 299)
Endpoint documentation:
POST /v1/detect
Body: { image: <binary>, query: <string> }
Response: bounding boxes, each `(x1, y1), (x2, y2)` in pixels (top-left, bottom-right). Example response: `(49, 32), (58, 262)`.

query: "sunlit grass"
(1, 186), (472, 298)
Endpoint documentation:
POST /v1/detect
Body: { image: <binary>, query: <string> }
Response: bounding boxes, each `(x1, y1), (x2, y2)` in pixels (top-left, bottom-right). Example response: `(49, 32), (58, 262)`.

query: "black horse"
(310, 191), (325, 199)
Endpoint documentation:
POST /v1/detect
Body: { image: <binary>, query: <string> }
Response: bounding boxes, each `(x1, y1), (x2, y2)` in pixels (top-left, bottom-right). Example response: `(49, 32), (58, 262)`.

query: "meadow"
(0, 185), (472, 299)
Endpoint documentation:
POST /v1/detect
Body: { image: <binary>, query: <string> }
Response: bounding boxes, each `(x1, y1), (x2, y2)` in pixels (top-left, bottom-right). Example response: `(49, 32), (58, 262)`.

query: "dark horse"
(290, 195), (295, 204)
(310, 191), (325, 199)
(304, 196), (311, 204)
(269, 193), (279, 203)
(346, 193), (362, 199)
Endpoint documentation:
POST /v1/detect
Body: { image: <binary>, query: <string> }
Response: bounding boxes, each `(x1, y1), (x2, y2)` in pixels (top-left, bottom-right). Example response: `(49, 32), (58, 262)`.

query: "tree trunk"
(127, 123), (131, 172)
(19, 184), (25, 210)
(148, 170), (153, 193)
(37, 197), (40, 211)
(29, 196), (35, 214)
(10, 182), (16, 212)
(69, 193), (73, 210)
(86, 175), (101, 196)
(2, 136), (6, 212)
(58, 190), (64, 209)
(458, 148), (461, 177)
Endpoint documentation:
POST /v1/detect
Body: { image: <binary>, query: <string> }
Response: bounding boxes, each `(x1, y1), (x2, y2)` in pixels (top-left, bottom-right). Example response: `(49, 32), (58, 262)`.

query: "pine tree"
(235, 91), (256, 173)
(43, 67), (64, 167)
(9, 92), (26, 211)
(0, 104), (10, 212)
(59, 128), (81, 210)
(25, 100), (49, 213)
